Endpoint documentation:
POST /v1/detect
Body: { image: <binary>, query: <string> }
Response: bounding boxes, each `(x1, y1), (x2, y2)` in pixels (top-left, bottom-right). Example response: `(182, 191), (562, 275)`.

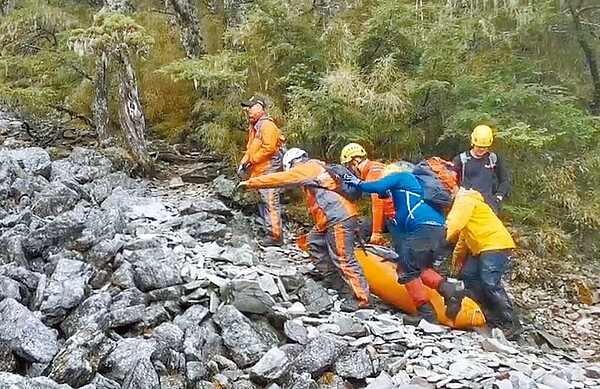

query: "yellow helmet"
(340, 143), (367, 164)
(470, 125), (494, 147)
(382, 161), (414, 177)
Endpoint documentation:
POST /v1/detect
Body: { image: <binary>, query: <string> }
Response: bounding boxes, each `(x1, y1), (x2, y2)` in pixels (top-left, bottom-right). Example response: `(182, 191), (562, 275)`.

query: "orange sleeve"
(248, 121), (280, 165)
(240, 127), (254, 165)
(247, 165), (311, 189)
(366, 169), (385, 234)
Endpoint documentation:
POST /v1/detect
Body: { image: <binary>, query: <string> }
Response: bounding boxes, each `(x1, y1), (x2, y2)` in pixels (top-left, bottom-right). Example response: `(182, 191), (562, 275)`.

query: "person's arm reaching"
(494, 154), (510, 200)
(247, 164), (310, 189)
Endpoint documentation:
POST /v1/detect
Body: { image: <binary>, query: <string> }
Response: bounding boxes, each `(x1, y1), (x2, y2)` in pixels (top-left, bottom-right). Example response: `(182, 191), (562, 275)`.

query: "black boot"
(438, 279), (466, 319)
(417, 302), (439, 324)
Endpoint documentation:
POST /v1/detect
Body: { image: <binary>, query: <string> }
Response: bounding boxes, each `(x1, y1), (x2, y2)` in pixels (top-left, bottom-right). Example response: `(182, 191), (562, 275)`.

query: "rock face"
(0, 141), (598, 389)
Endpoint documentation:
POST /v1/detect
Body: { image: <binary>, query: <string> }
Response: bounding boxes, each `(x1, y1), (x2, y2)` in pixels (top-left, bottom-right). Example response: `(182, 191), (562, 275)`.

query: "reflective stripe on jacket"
(361, 160), (396, 234)
(247, 159), (357, 231)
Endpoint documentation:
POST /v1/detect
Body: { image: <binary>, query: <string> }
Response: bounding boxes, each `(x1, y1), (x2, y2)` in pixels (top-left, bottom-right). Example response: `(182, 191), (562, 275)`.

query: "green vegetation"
(1, 0), (600, 271)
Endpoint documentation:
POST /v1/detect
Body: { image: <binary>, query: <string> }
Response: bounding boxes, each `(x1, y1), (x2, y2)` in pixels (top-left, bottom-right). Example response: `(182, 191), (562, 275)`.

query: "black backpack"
(323, 164), (363, 202)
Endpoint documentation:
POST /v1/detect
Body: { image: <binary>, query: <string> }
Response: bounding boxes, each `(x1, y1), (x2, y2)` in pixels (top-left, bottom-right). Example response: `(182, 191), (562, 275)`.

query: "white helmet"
(283, 148), (308, 170)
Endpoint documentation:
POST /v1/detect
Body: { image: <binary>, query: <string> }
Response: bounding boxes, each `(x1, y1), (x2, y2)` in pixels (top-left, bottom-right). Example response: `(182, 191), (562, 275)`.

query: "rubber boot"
(416, 302), (439, 324)
(438, 279), (466, 319)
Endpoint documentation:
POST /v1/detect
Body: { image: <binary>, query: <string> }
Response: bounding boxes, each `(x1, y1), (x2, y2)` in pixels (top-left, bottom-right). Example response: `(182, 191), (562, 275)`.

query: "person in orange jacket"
(340, 143), (397, 248)
(239, 95), (285, 246)
(239, 148), (372, 310)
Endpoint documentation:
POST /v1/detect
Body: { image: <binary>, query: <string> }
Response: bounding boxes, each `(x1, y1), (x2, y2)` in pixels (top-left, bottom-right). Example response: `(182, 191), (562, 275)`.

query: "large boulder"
(0, 298), (59, 363)
(213, 305), (275, 367)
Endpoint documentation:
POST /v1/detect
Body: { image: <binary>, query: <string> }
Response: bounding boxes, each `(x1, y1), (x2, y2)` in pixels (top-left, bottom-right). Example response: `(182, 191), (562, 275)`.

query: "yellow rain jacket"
(446, 189), (515, 274)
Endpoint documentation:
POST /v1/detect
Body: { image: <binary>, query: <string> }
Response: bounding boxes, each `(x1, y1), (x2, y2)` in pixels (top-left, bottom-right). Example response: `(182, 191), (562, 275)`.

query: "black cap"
(241, 94), (267, 108)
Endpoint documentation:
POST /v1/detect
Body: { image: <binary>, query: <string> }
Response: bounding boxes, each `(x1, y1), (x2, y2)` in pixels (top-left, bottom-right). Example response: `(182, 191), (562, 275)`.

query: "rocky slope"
(0, 113), (598, 388)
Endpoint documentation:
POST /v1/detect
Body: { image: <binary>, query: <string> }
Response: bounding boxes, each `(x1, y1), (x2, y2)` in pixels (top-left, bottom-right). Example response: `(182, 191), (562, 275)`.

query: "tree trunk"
(92, 51), (111, 141)
(104, 0), (134, 13)
(114, 45), (154, 176)
(570, 4), (600, 114)
(166, 0), (205, 58)
(223, 0), (250, 28)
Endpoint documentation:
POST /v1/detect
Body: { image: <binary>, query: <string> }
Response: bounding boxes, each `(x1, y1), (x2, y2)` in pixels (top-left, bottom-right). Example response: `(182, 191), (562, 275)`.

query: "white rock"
(366, 371), (395, 389)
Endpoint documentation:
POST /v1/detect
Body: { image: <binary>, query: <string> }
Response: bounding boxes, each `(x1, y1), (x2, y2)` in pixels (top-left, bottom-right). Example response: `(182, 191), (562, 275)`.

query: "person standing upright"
(452, 125), (510, 214)
(238, 94), (285, 246)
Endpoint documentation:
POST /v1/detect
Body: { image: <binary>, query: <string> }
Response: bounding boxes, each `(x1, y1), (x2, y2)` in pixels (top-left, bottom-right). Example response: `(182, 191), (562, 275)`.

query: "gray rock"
(47, 322), (112, 387)
(148, 285), (184, 302)
(333, 348), (374, 379)
(540, 374), (573, 389)
(249, 347), (291, 384)
(173, 305), (210, 331)
(509, 371), (538, 389)
(183, 321), (227, 372)
(330, 313), (367, 337)
(4, 147), (52, 179)
(32, 180), (81, 218)
(191, 218), (228, 241)
(109, 304), (145, 327)
(288, 372), (319, 389)
(365, 371), (395, 389)
(284, 320), (309, 344)
(88, 374), (120, 389)
(102, 338), (157, 382)
(77, 208), (125, 251)
(221, 244), (255, 266)
(0, 298), (59, 363)
(585, 365), (600, 379)
(141, 303), (170, 327)
(61, 292), (111, 337)
(298, 279), (333, 314)
(51, 147), (113, 183)
(213, 305), (273, 367)
(225, 279), (276, 314)
(40, 258), (93, 325)
(102, 188), (170, 221)
(493, 380), (514, 389)
(85, 172), (136, 204)
(1, 209), (33, 228)
(121, 355), (160, 389)
(0, 275), (27, 304)
(111, 260), (136, 289)
(21, 205), (88, 258)
(0, 224), (29, 266)
(85, 238), (124, 269)
(132, 249), (184, 292)
(153, 322), (185, 350)
(110, 287), (147, 310)
(0, 341), (17, 372)
(290, 333), (347, 377)
(0, 263), (41, 290)
(0, 372), (72, 388)
(179, 198), (232, 217)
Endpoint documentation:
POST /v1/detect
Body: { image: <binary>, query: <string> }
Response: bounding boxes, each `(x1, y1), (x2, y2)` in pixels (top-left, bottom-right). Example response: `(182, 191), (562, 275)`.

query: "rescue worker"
(238, 148), (372, 310)
(238, 95), (285, 246)
(446, 187), (522, 339)
(340, 143), (398, 250)
(452, 125), (510, 214)
(344, 162), (464, 324)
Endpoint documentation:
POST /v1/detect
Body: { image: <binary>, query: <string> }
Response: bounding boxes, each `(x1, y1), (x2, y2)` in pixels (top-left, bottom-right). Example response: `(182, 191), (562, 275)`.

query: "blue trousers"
(459, 250), (517, 327)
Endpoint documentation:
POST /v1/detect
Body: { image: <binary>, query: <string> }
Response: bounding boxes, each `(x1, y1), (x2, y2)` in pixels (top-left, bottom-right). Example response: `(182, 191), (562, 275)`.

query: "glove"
(236, 181), (248, 189)
(237, 163), (250, 178)
(378, 191), (391, 199)
(495, 195), (503, 202)
(343, 173), (362, 187)
(369, 233), (386, 246)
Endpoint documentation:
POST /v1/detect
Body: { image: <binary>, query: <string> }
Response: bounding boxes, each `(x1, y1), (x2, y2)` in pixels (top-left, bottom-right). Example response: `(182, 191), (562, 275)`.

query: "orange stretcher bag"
(297, 235), (485, 329)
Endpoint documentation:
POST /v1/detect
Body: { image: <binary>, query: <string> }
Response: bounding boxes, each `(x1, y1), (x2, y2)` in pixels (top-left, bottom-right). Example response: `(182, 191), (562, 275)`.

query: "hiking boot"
(438, 279), (466, 319)
(340, 297), (372, 312)
(259, 236), (284, 247)
(416, 302), (439, 324)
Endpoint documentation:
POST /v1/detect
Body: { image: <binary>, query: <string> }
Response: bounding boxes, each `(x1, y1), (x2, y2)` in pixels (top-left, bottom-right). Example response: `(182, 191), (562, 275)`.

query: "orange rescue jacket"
(240, 115), (284, 177)
(247, 159), (357, 231)
(361, 160), (396, 234)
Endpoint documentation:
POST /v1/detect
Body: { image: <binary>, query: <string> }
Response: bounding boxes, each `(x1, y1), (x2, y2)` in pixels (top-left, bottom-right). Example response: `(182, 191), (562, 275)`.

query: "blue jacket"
(358, 172), (446, 233)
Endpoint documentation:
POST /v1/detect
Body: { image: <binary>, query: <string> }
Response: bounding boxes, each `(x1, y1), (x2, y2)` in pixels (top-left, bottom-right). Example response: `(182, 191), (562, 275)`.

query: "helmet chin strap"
(357, 158), (369, 172)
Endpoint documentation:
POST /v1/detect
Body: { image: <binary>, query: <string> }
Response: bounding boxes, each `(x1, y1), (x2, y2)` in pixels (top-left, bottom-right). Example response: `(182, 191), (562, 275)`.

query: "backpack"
(323, 164), (363, 202)
(459, 151), (497, 182)
(412, 157), (458, 212)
